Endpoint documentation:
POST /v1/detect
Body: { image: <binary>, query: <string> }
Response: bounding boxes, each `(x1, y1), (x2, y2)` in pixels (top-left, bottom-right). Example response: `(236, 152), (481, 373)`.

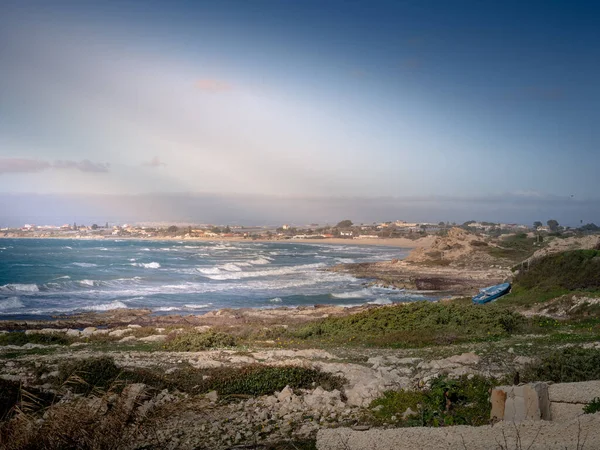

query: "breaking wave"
(132, 262), (161, 269)
(331, 289), (371, 299)
(0, 283), (39, 293)
(85, 301), (128, 311)
(73, 262), (98, 268)
(0, 297), (25, 310)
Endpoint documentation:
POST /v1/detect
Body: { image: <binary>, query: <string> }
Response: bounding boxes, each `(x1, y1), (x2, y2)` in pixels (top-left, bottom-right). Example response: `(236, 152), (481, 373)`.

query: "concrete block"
(491, 383), (550, 422)
(548, 381), (600, 404)
(550, 402), (585, 422)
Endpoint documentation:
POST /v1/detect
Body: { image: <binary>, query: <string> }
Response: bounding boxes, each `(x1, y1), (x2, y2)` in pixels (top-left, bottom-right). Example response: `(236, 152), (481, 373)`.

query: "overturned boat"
(472, 282), (511, 304)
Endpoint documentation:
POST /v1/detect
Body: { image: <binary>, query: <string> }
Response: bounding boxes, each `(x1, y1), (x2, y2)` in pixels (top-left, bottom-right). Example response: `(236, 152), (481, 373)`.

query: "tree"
(438, 221), (446, 227)
(547, 219), (560, 232)
(91, 224), (98, 230)
(167, 225), (178, 233)
(336, 220), (353, 228)
(533, 221), (543, 229)
(224, 226), (231, 233)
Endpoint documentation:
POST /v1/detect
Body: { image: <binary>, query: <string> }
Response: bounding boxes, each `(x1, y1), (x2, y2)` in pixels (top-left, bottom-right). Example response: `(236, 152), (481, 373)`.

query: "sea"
(0, 239), (434, 320)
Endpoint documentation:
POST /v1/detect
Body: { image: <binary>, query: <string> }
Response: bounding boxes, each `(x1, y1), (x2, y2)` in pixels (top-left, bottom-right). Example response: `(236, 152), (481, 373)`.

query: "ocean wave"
(62, 246), (73, 249)
(132, 262), (161, 269)
(0, 297), (25, 310)
(219, 263), (243, 272)
(249, 257), (272, 265)
(331, 289), (371, 299)
(0, 283), (39, 293)
(368, 298), (393, 305)
(335, 257), (355, 263)
(73, 262), (98, 268)
(197, 267), (221, 275)
(85, 300), (128, 311)
(79, 279), (96, 287)
(183, 303), (212, 309)
(203, 263), (326, 281)
(153, 306), (181, 312)
(269, 297), (283, 303)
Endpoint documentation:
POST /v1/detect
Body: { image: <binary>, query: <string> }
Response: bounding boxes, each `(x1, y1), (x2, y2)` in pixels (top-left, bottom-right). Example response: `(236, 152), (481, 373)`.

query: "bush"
(514, 250), (600, 292)
(163, 331), (237, 351)
(0, 332), (71, 346)
(369, 375), (495, 427)
(294, 301), (524, 346)
(522, 347), (600, 383)
(58, 357), (121, 394)
(584, 397), (600, 414)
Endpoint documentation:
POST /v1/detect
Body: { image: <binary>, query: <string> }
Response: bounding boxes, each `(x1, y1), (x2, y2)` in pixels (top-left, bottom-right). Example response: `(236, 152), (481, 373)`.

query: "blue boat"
(472, 282), (511, 304)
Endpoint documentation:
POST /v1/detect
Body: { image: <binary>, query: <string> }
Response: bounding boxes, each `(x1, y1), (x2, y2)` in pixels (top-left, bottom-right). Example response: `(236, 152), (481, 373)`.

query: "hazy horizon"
(1, 1), (598, 224)
(0, 192), (596, 228)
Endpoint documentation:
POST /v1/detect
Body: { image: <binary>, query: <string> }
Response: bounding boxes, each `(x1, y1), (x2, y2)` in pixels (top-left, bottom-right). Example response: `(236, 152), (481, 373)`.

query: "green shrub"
(514, 250), (600, 292)
(583, 397), (600, 414)
(163, 331), (237, 351)
(522, 347), (600, 383)
(294, 301), (524, 346)
(0, 332), (71, 346)
(369, 375), (495, 427)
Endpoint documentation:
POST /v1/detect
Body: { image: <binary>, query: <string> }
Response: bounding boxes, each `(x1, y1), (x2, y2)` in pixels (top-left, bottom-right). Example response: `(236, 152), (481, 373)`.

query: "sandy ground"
(0, 235), (435, 249)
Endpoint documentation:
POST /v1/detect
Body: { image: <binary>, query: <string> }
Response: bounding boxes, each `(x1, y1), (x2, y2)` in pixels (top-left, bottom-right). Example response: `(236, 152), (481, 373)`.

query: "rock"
(82, 327), (97, 336)
(93, 329), (110, 335)
(402, 407), (417, 419)
(277, 386), (293, 403)
(120, 383), (147, 416)
(194, 326), (212, 332)
(119, 336), (137, 343)
(514, 356), (535, 366)
(109, 329), (132, 337)
(205, 391), (218, 403)
(447, 352), (480, 366)
(139, 335), (167, 343)
(127, 324), (142, 329)
(65, 329), (81, 337)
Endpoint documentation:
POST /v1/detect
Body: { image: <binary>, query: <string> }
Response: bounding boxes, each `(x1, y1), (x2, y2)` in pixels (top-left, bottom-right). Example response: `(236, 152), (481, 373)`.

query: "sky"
(0, 0), (598, 225)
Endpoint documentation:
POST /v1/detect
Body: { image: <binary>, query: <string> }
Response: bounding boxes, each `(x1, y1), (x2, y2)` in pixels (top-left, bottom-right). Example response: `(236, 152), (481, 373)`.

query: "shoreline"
(0, 235), (434, 249)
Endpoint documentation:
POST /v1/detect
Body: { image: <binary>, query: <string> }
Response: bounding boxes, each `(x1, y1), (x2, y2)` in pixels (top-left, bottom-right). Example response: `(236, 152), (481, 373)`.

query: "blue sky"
(0, 0), (598, 224)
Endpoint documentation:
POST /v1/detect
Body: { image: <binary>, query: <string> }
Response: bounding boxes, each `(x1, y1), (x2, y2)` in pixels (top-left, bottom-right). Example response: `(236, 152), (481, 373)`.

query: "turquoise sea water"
(0, 239), (434, 319)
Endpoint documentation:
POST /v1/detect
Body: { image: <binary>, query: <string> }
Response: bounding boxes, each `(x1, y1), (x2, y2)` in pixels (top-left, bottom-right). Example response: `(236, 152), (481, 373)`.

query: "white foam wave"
(85, 301), (128, 311)
(0, 283), (39, 293)
(335, 258), (355, 263)
(331, 289), (371, 299)
(62, 246), (73, 249)
(0, 297), (25, 310)
(203, 263), (326, 281)
(183, 303), (212, 309)
(249, 257), (272, 265)
(269, 297), (283, 303)
(153, 306), (181, 312)
(197, 267), (221, 275)
(132, 262), (161, 269)
(219, 263), (242, 272)
(73, 262), (98, 268)
(368, 298), (393, 305)
(79, 279), (96, 287)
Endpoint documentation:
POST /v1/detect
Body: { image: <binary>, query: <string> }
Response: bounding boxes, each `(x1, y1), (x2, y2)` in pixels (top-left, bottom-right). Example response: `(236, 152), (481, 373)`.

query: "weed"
(583, 397), (600, 414)
(522, 347), (600, 383)
(163, 330), (237, 351)
(0, 332), (71, 346)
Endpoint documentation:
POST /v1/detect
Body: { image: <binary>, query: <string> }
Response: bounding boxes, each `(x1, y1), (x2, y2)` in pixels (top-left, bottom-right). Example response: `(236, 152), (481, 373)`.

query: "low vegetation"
(163, 330), (237, 351)
(584, 397), (600, 415)
(0, 332), (72, 346)
(515, 250), (600, 292)
(521, 347), (600, 383)
(293, 301), (524, 347)
(369, 375), (495, 427)
(56, 356), (344, 397)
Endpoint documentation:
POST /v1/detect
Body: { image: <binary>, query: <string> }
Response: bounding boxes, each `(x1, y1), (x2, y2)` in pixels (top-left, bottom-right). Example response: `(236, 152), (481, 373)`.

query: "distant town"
(2, 219), (598, 241)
